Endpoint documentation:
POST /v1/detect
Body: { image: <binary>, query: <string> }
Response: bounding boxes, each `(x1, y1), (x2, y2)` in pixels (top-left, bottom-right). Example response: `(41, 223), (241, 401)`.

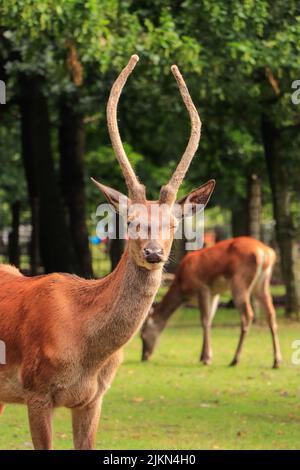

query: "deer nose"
(143, 245), (164, 264)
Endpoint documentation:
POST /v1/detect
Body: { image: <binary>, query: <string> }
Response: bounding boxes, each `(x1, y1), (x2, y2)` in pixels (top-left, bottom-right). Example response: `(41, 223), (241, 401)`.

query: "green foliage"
(1, 0), (299, 224)
(0, 120), (27, 227)
(86, 142), (144, 204)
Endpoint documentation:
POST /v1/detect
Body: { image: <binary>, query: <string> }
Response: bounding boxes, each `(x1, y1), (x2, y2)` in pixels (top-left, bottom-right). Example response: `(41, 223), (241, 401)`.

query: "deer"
(141, 236), (282, 369)
(0, 55), (215, 450)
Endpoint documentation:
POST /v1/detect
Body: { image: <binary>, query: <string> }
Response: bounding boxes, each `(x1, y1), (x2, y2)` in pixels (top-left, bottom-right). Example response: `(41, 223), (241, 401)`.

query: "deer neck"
(153, 280), (183, 330)
(87, 246), (163, 360)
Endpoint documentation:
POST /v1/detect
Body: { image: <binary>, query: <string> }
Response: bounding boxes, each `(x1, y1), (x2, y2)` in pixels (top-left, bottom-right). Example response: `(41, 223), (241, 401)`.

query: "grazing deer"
(141, 236), (282, 368)
(0, 55), (215, 450)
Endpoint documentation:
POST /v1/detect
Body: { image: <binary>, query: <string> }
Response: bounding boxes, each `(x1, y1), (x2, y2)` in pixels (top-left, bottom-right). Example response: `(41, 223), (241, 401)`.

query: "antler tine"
(107, 54), (145, 201)
(160, 65), (202, 204)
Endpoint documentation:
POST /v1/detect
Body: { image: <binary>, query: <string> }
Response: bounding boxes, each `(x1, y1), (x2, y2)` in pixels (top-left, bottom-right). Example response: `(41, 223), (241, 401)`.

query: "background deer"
(0, 55), (215, 450)
(141, 236), (282, 368)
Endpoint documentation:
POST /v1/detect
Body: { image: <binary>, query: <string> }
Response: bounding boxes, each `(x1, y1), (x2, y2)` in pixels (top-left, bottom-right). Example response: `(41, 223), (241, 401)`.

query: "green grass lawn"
(0, 303), (300, 450)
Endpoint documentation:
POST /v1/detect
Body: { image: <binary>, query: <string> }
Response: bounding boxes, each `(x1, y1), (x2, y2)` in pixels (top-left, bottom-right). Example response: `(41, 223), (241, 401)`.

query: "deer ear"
(91, 178), (131, 214)
(174, 180), (215, 219)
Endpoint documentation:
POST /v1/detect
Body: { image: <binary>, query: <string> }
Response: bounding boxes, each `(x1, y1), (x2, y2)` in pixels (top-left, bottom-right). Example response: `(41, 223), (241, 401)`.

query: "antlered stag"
(0, 55), (215, 449)
(141, 237), (282, 368)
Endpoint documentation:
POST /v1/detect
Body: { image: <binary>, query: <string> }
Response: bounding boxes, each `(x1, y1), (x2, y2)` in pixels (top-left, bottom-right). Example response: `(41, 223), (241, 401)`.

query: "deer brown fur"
(141, 237), (282, 368)
(0, 55), (215, 449)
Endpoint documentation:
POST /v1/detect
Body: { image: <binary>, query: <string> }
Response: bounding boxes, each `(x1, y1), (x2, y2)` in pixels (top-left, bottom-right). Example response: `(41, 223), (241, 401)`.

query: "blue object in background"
(90, 235), (101, 245)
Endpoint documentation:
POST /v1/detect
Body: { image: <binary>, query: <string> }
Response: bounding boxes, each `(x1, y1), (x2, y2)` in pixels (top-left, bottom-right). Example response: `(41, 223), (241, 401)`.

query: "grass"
(0, 300), (299, 450)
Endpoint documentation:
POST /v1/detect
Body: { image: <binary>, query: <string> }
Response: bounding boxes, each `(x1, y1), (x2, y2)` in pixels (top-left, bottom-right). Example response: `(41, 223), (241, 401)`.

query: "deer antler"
(106, 54), (145, 201)
(160, 65), (202, 204)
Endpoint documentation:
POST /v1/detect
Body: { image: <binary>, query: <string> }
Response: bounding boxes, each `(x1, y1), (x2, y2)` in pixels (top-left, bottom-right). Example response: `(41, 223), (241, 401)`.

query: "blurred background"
(0, 0), (299, 318)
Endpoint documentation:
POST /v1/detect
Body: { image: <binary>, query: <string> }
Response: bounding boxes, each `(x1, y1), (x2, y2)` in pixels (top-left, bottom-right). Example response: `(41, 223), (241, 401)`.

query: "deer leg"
(72, 395), (103, 450)
(200, 293), (220, 364)
(27, 399), (53, 450)
(210, 294), (220, 323)
(198, 289), (215, 365)
(255, 276), (282, 369)
(0, 404), (5, 416)
(72, 351), (122, 450)
(230, 287), (254, 366)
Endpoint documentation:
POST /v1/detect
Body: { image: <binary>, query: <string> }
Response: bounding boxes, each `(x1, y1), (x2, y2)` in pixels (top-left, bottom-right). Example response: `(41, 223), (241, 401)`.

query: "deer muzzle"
(143, 244), (164, 264)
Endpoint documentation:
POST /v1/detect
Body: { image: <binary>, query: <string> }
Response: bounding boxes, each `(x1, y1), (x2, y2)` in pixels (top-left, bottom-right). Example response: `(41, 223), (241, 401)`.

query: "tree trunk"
(246, 174), (262, 322)
(19, 74), (76, 274)
(231, 198), (248, 237)
(19, 76), (40, 274)
(247, 174), (261, 239)
(8, 200), (20, 268)
(261, 114), (300, 318)
(30, 197), (40, 275)
(59, 94), (93, 278)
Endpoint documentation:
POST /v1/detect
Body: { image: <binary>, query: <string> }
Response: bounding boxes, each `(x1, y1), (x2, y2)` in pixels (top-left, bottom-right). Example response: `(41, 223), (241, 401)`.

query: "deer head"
(92, 55), (215, 271)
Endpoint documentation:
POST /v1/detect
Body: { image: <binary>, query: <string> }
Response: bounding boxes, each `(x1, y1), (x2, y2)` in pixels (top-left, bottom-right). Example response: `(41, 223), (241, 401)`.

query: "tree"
(1, 0), (143, 274)
(58, 41), (93, 277)
(177, 0), (300, 316)
(1, 0), (299, 308)
(19, 74), (76, 273)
